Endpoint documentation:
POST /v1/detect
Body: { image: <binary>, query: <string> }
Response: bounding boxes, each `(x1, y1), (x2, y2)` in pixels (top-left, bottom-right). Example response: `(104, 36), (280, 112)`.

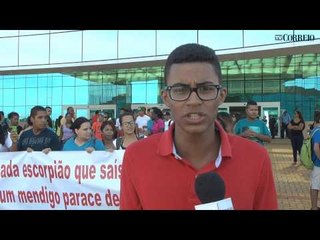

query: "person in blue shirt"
(280, 110), (291, 139)
(63, 117), (105, 153)
(234, 100), (271, 145)
(310, 110), (320, 210)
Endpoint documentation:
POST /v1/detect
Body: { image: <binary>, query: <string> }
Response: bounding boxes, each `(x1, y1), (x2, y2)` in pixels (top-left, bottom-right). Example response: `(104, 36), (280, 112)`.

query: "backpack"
(300, 128), (320, 169)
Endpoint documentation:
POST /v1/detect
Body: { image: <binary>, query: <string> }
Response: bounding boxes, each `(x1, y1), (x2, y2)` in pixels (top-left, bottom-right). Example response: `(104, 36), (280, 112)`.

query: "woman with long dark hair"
(114, 112), (139, 150)
(287, 110), (305, 166)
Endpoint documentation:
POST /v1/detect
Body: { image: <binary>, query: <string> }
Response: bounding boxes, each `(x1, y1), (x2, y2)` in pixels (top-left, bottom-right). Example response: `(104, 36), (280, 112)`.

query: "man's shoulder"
(20, 128), (33, 137)
(42, 128), (59, 137)
(235, 118), (247, 125)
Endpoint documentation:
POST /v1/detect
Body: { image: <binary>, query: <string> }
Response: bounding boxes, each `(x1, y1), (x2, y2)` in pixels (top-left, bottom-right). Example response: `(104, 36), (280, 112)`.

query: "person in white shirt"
(0, 126), (18, 152)
(164, 111), (173, 131)
(135, 107), (150, 137)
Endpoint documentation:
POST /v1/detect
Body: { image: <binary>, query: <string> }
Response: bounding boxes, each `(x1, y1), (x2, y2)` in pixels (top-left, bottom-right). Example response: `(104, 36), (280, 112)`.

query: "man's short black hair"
(246, 100), (257, 108)
(30, 106), (46, 117)
(164, 43), (222, 85)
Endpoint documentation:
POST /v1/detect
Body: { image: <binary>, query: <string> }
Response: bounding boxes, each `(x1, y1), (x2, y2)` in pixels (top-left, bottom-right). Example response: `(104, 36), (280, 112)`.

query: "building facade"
(0, 30), (319, 129)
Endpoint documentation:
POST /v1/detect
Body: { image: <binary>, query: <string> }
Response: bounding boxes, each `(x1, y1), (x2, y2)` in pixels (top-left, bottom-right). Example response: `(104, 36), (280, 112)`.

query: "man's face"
(31, 111), (48, 130)
(246, 105), (259, 120)
(162, 62), (226, 135)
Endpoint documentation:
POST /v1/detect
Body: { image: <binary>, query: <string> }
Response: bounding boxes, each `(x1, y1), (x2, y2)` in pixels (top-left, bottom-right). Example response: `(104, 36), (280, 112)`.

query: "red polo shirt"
(120, 121), (278, 210)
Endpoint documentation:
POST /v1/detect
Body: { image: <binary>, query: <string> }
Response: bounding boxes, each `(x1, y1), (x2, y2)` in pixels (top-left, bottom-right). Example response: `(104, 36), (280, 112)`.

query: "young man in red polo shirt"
(120, 43), (278, 210)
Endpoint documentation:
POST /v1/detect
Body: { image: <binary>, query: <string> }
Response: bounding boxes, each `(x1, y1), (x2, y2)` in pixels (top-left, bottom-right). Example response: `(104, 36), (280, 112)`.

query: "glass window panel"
(102, 83), (117, 104)
(0, 30), (19, 37)
(19, 35), (49, 65)
(47, 88), (53, 107)
(83, 30), (117, 61)
(15, 75), (26, 88)
(51, 87), (62, 105)
(146, 66), (162, 80)
(3, 89), (14, 106)
(51, 106), (62, 122)
(19, 30), (49, 35)
(199, 30), (243, 50)
(0, 37), (18, 66)
(76, 109), (89, 119)
(89, 84), (103, 105)
(245, 80), (262, 94)
(26, 88), (38, 105)
(263, 80), (279, 93)
(118, 30), (156, 58)
(63, 74), (75, 86)
(14, 106), (26, 119)
(244, 30), (293, 47)
(2, 107), (14, 118)
(15, 88), (26, 105)
(262, 70), (278, 79)
(157, 30), (197, 55)
(3, 76), (15, 88)
(75, 86), (89, 105)
(25, 75), (38, 87)
(146, 81), (158, 104)
(75, 74), (89, 86)
(116, 85), (127, 105)
(132, 81), (146, 103)
(0, 88), (2, 106)
(103, 72), (117, 84)
(62, 87), (75, 105)
(52, 74), (63, 87)
(50, 31), (82, 63)
(227, 80), (244, 94)
(88, 72), (103, 84)
(38, 75), (48, 87)
(38, 87), (48, 106)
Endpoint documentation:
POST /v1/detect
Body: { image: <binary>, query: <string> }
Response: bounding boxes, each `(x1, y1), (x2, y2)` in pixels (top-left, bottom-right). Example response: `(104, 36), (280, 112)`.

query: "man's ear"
(161, 89), (171, 108)
(217, 87), (227, 106)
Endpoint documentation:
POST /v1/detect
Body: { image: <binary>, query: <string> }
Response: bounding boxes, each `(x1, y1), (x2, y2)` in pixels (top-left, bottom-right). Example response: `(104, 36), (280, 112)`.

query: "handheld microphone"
(194, 172), (233, 210)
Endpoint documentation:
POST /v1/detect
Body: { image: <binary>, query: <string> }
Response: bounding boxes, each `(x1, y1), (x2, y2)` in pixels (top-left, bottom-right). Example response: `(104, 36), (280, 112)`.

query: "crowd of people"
(0, 105), (174, 154)
(1, 43), (319, 210)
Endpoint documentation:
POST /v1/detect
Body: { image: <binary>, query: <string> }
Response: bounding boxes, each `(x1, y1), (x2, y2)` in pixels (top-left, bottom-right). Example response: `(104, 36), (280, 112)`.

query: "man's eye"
(173, 87), (188, 93)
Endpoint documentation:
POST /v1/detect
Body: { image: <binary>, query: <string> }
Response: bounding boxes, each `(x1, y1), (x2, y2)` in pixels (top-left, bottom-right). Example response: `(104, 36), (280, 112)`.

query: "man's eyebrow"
(170, 83), (189, 87)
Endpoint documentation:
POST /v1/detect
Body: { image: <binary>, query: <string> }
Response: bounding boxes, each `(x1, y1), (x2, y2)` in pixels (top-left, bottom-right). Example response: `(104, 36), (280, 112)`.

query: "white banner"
(0, 150), (124, 210)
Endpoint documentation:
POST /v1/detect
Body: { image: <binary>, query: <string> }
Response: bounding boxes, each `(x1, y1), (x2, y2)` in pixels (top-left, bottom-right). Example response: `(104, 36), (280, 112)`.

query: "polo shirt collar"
(157, 121), (232, 164)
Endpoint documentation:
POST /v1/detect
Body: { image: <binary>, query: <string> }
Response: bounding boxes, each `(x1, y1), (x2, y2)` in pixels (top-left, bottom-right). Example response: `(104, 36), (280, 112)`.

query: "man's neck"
(32, 127), (45, 135)
(173, 128), (220, 170)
